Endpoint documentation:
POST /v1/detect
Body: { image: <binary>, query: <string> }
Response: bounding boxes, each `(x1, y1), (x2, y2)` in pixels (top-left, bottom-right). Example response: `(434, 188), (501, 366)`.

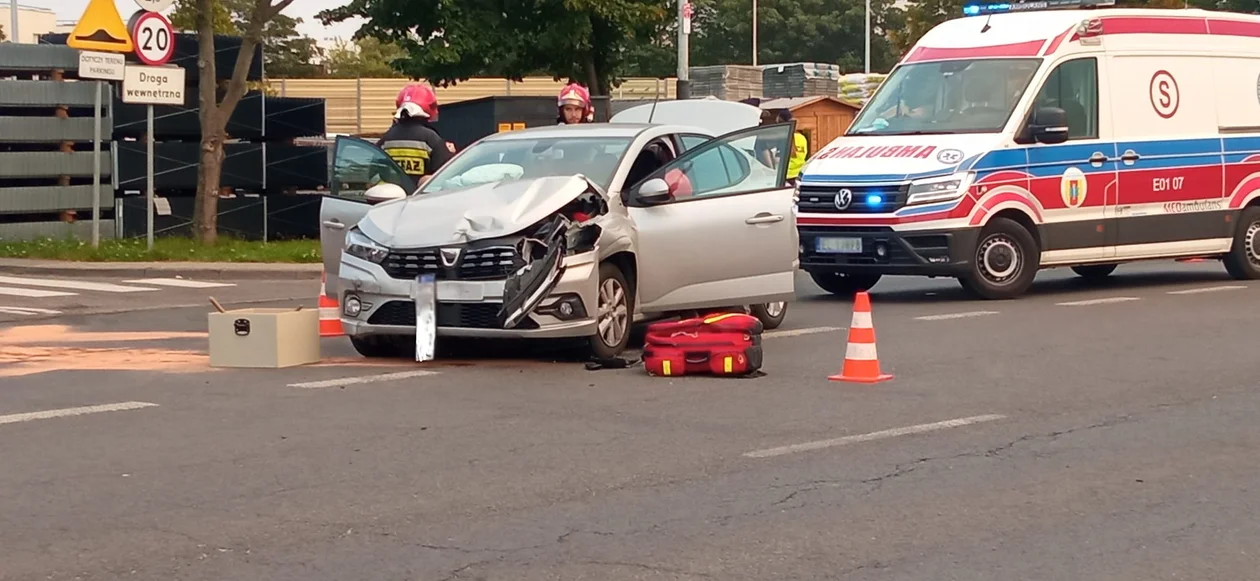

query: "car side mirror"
(1029, 107), (1069, 145)
(364, 183), (408, 204)
(633, 178), (673, 206)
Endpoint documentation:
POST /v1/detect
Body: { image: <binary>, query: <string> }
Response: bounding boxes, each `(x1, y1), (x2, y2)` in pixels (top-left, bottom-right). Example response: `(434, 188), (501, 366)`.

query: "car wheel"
(808, 272), (882, 297)
(1224, 206), (1260, 280)
(1071, 264), (1118, 279)
(350, 335), (407, 358)
(959, 217), (1040, 300)
(749, 301), (788, 329)
(588, 262), (633, 359)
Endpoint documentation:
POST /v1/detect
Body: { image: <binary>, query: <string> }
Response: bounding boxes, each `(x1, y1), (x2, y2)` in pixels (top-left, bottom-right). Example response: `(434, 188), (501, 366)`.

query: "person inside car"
(378, 83), (455, 186)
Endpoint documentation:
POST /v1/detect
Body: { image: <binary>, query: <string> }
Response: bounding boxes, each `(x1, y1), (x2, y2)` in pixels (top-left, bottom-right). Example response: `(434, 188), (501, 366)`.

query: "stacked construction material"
(839, 73), (887, 106)
(688, 65), (764, 101)
(0, 43), (113, 241)
(761, 62), (841, 99)
(38, 33), (328, 241)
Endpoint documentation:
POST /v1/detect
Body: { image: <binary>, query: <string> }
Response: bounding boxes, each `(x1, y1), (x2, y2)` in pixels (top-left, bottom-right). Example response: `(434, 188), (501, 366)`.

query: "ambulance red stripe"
(902, 39), (1047, 63)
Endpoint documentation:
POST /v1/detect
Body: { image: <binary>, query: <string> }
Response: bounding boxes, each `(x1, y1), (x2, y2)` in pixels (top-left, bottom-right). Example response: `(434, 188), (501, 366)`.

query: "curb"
(0, 259), (324, 280)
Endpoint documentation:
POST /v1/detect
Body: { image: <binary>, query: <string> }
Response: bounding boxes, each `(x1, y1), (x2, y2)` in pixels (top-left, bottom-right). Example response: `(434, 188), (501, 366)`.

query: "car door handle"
(1120, 149), (1140, 163)
(1089, 152), (1108, 165)
(322, 220), (346, 230)
(745, 213), (785, 225)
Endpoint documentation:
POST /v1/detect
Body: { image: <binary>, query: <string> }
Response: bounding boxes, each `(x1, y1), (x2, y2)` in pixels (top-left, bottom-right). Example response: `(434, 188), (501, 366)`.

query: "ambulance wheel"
(809, 272), (882, 297)
(1071, 264), (1117, 279)
(960, 217), (1040, 300)
(588, 262), (634, 359)
(749, 302), (788, 330)
(1224, 206), (1260, 280)
(350, 335), (409, 358)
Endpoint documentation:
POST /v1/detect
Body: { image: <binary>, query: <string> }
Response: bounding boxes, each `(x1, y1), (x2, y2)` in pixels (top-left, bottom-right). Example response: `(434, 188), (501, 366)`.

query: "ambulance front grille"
(797, 184), (910, 214)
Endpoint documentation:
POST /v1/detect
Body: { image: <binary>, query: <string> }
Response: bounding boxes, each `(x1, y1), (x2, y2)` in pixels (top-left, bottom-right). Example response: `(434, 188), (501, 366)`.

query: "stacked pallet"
(761, 63), (841, 99)
(38, 33), (329, 241)
(688, 65), (764, 101)
(0, 44), (113, 241)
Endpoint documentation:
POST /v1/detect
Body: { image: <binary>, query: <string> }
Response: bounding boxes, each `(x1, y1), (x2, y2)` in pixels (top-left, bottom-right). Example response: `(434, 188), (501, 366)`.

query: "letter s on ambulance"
(798, 0), (1260, 300)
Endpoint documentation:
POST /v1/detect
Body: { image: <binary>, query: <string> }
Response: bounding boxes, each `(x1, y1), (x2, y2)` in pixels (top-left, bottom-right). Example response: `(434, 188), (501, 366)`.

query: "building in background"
(0, 4), (57, 43)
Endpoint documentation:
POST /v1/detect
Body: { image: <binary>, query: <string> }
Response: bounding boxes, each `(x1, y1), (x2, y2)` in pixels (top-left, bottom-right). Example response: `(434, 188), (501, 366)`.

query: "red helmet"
(395, 83), (439, 121)
(557, 83), (594, 122)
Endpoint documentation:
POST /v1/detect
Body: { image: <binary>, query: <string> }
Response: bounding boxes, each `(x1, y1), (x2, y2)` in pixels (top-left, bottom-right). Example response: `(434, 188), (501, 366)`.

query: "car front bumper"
(336, 252), (601, 339)
(798, 225), (980, 277)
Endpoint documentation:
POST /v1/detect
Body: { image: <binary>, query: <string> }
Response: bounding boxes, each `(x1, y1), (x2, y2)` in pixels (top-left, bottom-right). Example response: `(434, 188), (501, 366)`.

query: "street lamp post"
(677, 0), (690, 99)
(752, 0), (758, 67)
(865, 0), (871, 73)
(9, 0), (19, 44)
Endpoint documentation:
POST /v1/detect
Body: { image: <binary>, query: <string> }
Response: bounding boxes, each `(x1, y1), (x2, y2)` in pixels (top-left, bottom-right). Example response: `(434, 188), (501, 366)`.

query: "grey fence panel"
(0, 44), (79, 73)
(0, 152), (113, 179)
(0, 80), (102, 108)
(0, 117), (114, 143)
(0, 186), (101, 214)
(0, 220), (116, 241)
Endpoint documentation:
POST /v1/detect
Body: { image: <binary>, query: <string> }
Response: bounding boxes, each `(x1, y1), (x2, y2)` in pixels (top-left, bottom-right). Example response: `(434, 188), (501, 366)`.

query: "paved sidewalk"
(0, 258), (323, 280)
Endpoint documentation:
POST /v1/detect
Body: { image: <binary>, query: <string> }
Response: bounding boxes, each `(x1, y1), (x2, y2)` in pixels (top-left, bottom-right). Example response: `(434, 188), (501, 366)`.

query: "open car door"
(321, 136), (416, 298)
(625, 121), (799, 312)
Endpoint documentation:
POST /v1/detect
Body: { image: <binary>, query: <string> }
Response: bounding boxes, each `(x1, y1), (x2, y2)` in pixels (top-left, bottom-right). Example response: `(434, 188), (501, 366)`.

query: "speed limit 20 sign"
(131, 11), (175, 66)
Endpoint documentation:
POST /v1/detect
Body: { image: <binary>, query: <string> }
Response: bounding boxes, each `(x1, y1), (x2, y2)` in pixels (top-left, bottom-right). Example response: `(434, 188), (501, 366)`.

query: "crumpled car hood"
(357, 175), (599, 248)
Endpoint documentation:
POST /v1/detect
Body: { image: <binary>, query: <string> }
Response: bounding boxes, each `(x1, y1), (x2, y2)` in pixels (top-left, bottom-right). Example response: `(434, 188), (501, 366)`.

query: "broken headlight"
(344, 227), (389, 264)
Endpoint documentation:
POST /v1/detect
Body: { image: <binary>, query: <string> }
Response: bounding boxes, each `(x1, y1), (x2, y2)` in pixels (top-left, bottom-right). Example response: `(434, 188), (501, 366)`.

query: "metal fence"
(272, 77), (678, 135)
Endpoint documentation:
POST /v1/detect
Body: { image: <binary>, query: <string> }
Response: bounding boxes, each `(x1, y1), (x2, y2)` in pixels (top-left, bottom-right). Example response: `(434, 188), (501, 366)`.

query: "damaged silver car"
(319, 100), (800, 358)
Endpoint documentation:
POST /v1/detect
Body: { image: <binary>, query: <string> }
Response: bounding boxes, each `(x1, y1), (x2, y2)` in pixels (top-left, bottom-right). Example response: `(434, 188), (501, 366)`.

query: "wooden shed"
(759, 96), (862, 156)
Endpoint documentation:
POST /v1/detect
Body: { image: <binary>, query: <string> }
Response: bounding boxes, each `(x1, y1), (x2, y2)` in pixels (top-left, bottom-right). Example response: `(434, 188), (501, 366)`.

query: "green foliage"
(169, 0), (321, 78)
(324, 37), (407, 78)
(318, 0), (670, 94)
(0, 23), (7, 42)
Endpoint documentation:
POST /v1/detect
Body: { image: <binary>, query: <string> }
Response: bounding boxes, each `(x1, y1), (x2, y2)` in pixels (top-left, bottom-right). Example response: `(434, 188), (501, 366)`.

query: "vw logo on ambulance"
(834, 189), (854, 210)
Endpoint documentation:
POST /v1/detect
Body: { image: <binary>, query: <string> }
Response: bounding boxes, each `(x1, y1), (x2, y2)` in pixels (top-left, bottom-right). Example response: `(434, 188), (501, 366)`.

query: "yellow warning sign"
(67, 0), (134, 53)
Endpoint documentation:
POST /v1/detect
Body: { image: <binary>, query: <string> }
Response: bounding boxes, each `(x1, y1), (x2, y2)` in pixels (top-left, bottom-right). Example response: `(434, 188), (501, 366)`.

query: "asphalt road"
(2, 261), (1258, 580)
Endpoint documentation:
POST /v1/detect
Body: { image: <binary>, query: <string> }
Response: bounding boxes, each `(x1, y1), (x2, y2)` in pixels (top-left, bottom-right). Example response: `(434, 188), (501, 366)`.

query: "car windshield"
(847, 58), (1041, 136)
(421, 136), (633, 193)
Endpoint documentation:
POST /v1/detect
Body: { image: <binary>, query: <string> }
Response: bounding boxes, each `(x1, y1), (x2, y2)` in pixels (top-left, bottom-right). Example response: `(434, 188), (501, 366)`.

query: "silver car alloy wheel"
(1246, 220), (1260, 268)
(763, 301), (786, 318)
(978, 235), (1020, 284)
(597, 278), (629, 347)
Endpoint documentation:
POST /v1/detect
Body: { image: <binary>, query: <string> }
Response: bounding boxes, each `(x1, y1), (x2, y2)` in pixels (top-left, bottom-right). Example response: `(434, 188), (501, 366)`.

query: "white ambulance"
(798, 0), (1260, 299)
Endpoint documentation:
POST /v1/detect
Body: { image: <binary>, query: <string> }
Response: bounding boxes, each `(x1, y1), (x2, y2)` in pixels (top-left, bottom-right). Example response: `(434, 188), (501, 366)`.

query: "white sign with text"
(122, 64), (185, 105)
(77, 51), (126, 81)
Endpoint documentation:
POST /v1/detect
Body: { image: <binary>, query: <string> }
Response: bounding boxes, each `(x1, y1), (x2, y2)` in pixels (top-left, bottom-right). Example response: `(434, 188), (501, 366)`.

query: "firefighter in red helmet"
(557, 83), (595, 124)
(378, 82), (454, 185)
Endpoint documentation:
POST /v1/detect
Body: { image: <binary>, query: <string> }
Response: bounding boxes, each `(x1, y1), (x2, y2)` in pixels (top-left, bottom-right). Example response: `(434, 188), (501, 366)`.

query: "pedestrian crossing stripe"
(0, 306), (63, 315)
(0, 275), (156, 293)
(125, 278), (237, 288)
(0, 286), (76, 298)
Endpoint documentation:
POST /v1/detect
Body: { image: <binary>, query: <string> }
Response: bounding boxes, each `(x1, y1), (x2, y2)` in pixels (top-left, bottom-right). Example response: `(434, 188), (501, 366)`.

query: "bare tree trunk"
(192, 0), (220, 245)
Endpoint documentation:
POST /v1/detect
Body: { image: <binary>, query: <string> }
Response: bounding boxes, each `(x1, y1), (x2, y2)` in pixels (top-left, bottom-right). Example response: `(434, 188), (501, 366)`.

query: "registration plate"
(815, 237), (863, 254)
(436, 281), (485, 302)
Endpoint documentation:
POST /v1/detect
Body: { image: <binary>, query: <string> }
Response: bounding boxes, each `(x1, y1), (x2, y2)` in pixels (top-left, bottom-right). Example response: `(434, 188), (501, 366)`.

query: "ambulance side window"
(1032, 58), (1098, 140)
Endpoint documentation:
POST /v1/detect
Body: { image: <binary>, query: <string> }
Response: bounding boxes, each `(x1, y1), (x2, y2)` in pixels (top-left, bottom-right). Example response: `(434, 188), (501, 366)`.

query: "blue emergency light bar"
(962, 0), (1114, 16)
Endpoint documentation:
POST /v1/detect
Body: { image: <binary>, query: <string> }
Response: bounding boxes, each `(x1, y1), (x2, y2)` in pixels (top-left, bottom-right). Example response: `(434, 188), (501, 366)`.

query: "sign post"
(69, 0), (132, 248)
(123, 9), (178, 251)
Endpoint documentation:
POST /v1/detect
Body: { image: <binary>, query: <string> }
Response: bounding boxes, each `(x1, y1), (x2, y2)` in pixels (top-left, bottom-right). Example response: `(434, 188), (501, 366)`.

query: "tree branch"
(219, 0), (296, 119)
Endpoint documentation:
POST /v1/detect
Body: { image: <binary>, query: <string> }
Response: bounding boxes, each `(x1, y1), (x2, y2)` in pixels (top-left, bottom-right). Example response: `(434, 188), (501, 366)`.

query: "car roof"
(479, 123), (662, 142)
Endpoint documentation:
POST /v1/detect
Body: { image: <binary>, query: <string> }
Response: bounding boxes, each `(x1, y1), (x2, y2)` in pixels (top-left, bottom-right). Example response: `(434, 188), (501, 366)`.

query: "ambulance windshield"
(847, 58), (1041, 136)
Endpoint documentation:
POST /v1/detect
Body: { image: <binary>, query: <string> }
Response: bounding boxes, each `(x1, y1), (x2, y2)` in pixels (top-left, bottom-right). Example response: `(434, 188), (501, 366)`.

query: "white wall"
(0, 4), (58, 43)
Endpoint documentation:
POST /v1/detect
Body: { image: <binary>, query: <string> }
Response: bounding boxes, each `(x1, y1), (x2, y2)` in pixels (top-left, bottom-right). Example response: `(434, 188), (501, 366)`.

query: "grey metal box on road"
(208, 308), (321, 369)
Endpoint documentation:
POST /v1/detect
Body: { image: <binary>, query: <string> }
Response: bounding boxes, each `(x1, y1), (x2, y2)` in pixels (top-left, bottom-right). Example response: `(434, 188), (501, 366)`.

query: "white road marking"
(914, 310), (999, 321)
(124, 278), (237, 288)
(764, 326), (846, 339)
(288, 369), (442, 389)
(0, 286), (76, 298)
(1056, 297), (1140, 306)
(0, 402), (159, 426)
(1166, 285), (1247, 295)
(0, 306), (63, 315)
(743, 414), (1008, 459)
(0, 275), (157, 293)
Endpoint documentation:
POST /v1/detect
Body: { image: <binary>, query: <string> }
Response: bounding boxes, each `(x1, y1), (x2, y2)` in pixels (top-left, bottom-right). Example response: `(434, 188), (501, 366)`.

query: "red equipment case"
(643, 313), (764, 377)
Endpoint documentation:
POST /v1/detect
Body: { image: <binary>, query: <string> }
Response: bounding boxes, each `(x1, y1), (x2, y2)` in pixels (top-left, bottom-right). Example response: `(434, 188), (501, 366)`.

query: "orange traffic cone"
(829, 291), (893, 383)
(318, 271), (344, 337)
